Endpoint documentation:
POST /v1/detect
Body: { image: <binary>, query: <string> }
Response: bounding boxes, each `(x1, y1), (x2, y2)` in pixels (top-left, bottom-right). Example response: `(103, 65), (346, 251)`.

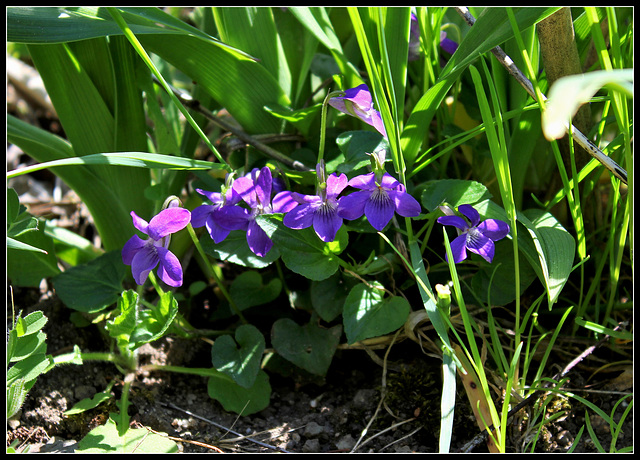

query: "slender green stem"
(147, 271), (164, 297)
(50, 351), (134, 370)
(107, 7), (230, 170)
(186, 223), (246, 324)
(318, 90), (345, 164)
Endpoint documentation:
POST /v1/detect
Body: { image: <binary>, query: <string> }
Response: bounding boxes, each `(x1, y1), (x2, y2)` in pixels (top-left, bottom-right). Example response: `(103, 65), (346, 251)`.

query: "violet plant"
(437, 203), (510, 264)
(7, 6), (632, 454)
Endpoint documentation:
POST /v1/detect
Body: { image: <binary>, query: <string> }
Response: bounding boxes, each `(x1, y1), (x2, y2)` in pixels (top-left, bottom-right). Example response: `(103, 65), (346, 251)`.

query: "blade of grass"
(442, 228), (502, 451)
(107, 7), (228, 169)
(7, 115), (133, 250)
(288, 7), (362, 89)
(8, 152), (223, 179)
(469, 62), (521, 357)
(402, 7), (560, 168)
(347, 7), (402, 178)
(213, 7), (292, 100)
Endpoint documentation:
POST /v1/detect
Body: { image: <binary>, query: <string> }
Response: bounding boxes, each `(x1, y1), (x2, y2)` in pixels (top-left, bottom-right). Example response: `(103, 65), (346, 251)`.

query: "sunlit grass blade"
(213, 8), (293, 101)
(7, 115), (133, 251)
(288, 7), (362, 89)
(7, 6), (252, 58)
(401, 7), (560, 167)
(442, 228), (502, 451)
(7, 152), (224, 179)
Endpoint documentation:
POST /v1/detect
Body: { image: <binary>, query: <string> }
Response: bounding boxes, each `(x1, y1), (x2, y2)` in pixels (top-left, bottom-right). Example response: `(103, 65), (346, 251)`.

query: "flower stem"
(186, 223), (246, 324)
(318, 90), (345, 164)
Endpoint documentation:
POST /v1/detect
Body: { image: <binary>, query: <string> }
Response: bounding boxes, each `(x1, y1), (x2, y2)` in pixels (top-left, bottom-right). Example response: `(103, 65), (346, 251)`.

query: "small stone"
(74, 385), (96, 401)
(302, 438), (321, 453)
(353, 389), (378, 409)
(304, 421), (325, 437)
(335, 434), (356, 451)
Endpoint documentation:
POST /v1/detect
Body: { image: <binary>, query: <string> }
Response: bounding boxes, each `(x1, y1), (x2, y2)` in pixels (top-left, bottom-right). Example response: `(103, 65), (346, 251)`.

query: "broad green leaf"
(129, 292), (179, 349)
(471, 239), (538, 306)
(472, 199), (575, 307)
(140, 33), (290, 135)
(106, 290), (139, 351)
(211, 324), (265, 388)
(9, 331), (47, 363)
(263, 103), (322, 137)
(7, 188), (48, 253)
(45, 221), (103, 266)
(64, 392), (114, 416)
(27, 40), (153, 220)
(256, 214), (348, 281)
(7, 217), (60, 287)
(77, 417), (179, 453)
(200, 230), (279, 269)
(7, 353), (53, 387)
(420, 179), (493, 211)
(333, 130), (389, 175)
(109, 35), (149, 153)
(7, 7), (241, 53)
(7, 91), (136, 252)
(229, 271), (282, 310)
(271, 318), (342, 376)
(272, 7), (320, 105)
(207, 369), (271, 415)
(53, 251), (127, 313)
(18, 311), (49, 336)
(342, 282), (411, 344)
(521, 209), (576, 306)
(7, 187), (21, 227)
(213, 7), (292, 98)
(289, 7), (362, 88)
(379, 7), (410, 129)
(310, 272), (356, 322)
(6, 237), (48, 254)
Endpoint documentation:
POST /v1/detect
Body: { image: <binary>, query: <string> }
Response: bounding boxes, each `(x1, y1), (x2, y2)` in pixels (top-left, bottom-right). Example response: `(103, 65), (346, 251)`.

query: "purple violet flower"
(408, 13), (458, 61)
(337, 172), (421, 231)
(437, 204), (510, 264)
(328, 84), (387, 139)
(217, 166), (297, 257)
(191, 187), (240, 243)
(439, 30), (458, 56)
(409, 13), (421, 61)
(122, 207), (191, 287)
(283, 168), (348, 242)
(191, 185), (241, 244)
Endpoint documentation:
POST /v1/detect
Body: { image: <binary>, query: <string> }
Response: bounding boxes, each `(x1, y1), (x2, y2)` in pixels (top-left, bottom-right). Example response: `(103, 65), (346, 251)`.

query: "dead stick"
(153, 75), (312, 172)
(457, 320), (628, 452)
(161, 402), (290, 453)
(454, 7), (627, 185)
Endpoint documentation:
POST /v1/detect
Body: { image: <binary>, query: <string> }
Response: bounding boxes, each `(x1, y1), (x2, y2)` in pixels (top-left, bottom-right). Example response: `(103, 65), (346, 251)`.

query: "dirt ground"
(7, 283), (633, 453)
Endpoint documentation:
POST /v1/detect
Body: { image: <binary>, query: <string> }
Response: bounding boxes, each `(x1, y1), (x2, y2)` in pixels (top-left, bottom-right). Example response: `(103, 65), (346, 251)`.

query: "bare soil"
(7, 285), (632, 453)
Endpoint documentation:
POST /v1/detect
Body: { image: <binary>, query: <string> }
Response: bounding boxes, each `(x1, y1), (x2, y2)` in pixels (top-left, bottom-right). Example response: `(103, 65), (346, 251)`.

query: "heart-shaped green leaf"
(343, 282), (411, 344)
(420, 179), (492, 212)
(53, 250), (126, 313)
(256, 214), (348, 281)
(201, 230), (279, 269)
(77, 417), (179, 453)
(271, 318), (341, 376)
(230, 271), (282, 310)
(207, 368), (271, 416)
(129, 291), (179, 350)
(211, 324), (265, 388)
(310, 272), (356, 322)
